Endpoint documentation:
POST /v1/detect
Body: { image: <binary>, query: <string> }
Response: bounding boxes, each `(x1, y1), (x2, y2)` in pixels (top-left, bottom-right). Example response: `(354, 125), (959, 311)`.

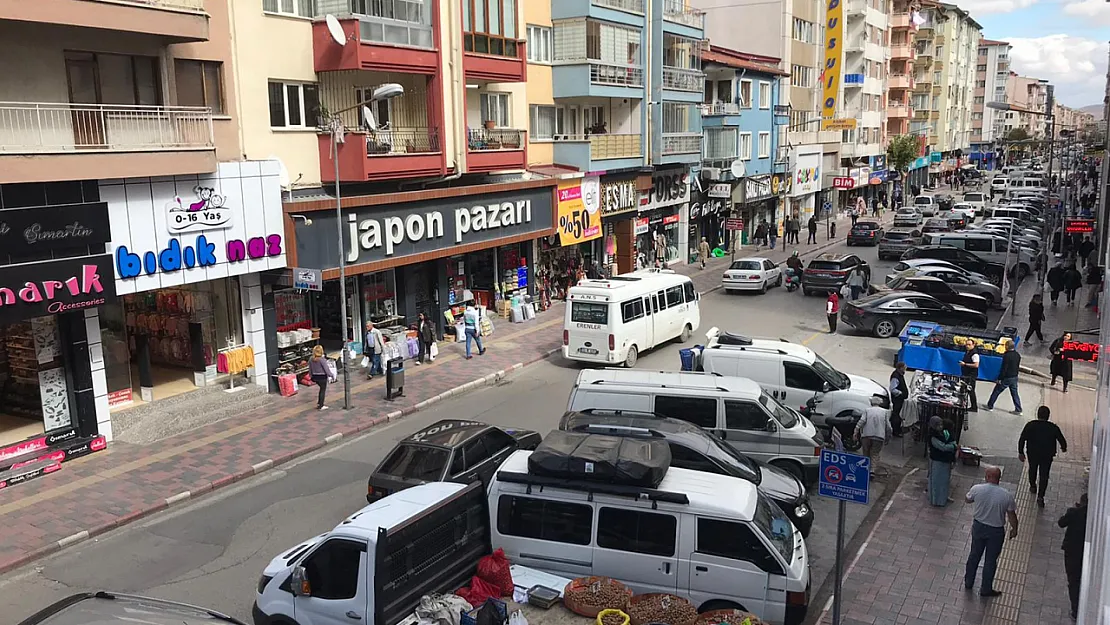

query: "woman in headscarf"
(1050, 332), (1074, 392)
(928, 416), (958, 506)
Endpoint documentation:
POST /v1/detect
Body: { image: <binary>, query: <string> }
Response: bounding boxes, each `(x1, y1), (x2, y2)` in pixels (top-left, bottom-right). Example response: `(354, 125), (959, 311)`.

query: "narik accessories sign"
(166, 186), (233, 234)
(0, 255), (117, 323)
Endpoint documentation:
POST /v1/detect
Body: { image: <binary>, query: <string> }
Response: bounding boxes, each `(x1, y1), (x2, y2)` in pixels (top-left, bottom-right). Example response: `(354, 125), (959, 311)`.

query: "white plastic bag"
(326, 358), (338, 383)
(361, 356), (370, 368)
(429, 342), (439, 360)
(508, 610), (528, 625)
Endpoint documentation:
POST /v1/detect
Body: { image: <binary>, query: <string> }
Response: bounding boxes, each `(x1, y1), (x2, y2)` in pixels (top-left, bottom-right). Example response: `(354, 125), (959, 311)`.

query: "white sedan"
(722, 257), (782, 294)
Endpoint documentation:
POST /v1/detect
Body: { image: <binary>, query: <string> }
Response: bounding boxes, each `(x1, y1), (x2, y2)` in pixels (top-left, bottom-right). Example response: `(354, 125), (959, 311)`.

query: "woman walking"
(308, 345), (330, 410)
(826, 291), (840, 333)
(928, 416), (958, 506)
(1064, 264), (1083, 305)
(416, 312), (436, 365)
(1050, 332), (1074, 392)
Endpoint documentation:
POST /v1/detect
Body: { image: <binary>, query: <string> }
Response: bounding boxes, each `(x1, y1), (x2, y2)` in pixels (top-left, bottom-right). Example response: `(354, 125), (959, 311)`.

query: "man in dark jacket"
(1048, 263), (1066, 304)
(1059, 494), (1087, 620)
(986, 342), (1022, 414)
(807, 216), (818, 244)
(1025, 293), (1045, 344)
(1018, 405), (1068, 507)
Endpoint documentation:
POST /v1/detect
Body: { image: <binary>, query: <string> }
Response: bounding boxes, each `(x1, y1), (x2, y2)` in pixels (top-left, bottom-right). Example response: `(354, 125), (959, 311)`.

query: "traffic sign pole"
(833, 500), (845, 624)
(818, 448), (871, 625)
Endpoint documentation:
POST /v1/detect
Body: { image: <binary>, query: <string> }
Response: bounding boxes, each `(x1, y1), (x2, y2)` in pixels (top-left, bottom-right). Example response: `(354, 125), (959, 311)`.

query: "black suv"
(559, 410), (814, 535)
(847, 220), (884, 246)
(366, 420), (540, 502)
(801, 253), (870, 296)
(899, 245), (1004, 285)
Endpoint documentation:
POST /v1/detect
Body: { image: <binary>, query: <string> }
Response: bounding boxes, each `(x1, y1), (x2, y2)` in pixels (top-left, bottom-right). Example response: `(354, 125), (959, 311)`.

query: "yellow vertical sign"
(820, 0), (844, 130)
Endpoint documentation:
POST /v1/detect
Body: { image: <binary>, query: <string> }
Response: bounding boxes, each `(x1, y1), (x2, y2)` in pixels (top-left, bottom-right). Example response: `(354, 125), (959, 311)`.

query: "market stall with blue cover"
(895, 321), (1020, 381)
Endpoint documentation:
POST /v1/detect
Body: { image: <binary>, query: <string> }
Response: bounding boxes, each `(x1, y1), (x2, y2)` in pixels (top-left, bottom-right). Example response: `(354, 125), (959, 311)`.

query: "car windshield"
(729, 261), (761, 270)
(896, 209), (916, 215)
(963, 193), (985, 202)
(378, 444), (449, 480)
(570, 302), (608, 324)
(702, 437), (762, 483)
(811, 352), (849, 388)
(759, 391), (799, 428)
(914, 197), (931, 205)
(752, 491), (794, 563)
(807, 260), (843, 271)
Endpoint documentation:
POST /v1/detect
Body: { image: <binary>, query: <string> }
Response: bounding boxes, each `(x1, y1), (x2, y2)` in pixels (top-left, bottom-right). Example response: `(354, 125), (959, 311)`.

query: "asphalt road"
(1, 231), (1001, 624)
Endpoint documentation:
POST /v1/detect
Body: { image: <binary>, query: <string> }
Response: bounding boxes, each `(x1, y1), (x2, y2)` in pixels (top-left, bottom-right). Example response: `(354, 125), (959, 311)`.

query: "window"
(268, 81), (318, 128)
(570, 302), (608, 324)
(758, 81), (771, 109)
(725, 401), (770, 431)
(976, 64), (987, 71)
(463, 0), (520, 57)
(739, 80), (752, 108)
(739, 132), (752, 160)
(911, 297), (945, 310)
(757, 132), (770, 158)
(662, 102), (695, 133)
(302, 539), (364, 600)
(263, 0), (315, 18)
(654, 395), (717, 428)
(965, 238), (993, 252)
(73, 52), (162, 106)
(527, 25), (552, 63)
(480, 429), (515, 457)
(597, 507), (677, 556)
(451, 437), (488, 474)
(665, 285), (684, 307)
(480, 92), (511, 127)
(530, 104), (562, 140)
(668, 443), (720, 473)
(683, 281), (696, 303)
(696, 518), (783, 574)
(175, 59), (224, 114)
(783, 362), (825, 392)
(497, 495), (593, 544)
(792, 18), (814, 43)
(378, 444), (448, 480)
(621, 298), (645, 323)
(974, 96), (984, 104)
(790, 65), (813, 88)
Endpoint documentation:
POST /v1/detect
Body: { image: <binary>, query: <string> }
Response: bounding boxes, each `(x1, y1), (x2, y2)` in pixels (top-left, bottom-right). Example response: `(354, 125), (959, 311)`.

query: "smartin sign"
(0, 202), (112, 256)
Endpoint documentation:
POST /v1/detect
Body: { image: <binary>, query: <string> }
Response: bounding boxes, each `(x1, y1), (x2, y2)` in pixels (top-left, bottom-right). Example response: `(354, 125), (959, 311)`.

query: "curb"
(0, 345), (564, 576)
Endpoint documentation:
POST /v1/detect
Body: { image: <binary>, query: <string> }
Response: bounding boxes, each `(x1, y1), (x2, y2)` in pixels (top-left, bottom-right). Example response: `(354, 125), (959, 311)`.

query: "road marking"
(801, 331), (822, 346)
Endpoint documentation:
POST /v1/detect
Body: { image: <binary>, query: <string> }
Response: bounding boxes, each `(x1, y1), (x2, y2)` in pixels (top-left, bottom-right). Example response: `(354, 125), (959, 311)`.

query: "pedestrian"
(807, 215), (818, 244)
(308, 345), (330, 410)
(964, 466), (1019, 598)
(1086, 261), (1103, 308)
(697, 237), (710, 269)
(1048, 262), (1066, 304)
(1059, 493), (1088, 621)
(1018, 405), (1068, 507)
(928, 416), (957, 506)
(792, 216), (802, 244)
(888, 361), (908, 437)
(847, 267), (867, 301)
(1050, 332), (1074, 391)
(1025, 293), (1045, 344)
(416, 312), (435, 365)
(654, 231), (668, 268)
(854, 395), (892, 475)
(826, 291), (840, 333)
(1078, 237), (1095, 267)
(985, 342), (1023, 414)
(754, 221), (767, 250)
(1064, 264), (1083, 304)
(768, 223), (778, 250)
(463, 302), (485, 359)
(365, 321), (384, 378)
(960, 341), (980, 412)
(854, 196), (864, 225)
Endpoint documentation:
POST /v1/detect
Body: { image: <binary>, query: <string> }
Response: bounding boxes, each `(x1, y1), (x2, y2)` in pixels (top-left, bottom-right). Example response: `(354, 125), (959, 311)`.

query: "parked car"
(913, 195), (937, 216)
(19, 592), (245, 625)
(877, 228), (923, 260)
(899, 245), (1005, 284)
(885, 266), (1002, 308)
(887, 258), (994, 286)
(365, 419), (540, 502)
(847, 220), (884, 246)
(950, 203), (977, 223)
(880, 275), (990, 312)
(921, 217), (951, 234)
(801, 253), (871, 296)
(722, 257), (782, 294)
(893, 208), (924, 228)
(839, 291), (989, 338)
(961, 192), (988, 216)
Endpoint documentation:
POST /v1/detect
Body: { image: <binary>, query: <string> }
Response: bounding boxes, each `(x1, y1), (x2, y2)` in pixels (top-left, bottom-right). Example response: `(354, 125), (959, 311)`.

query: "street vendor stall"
(903, 370), (971, 446)
(896, 321), (1019, 381)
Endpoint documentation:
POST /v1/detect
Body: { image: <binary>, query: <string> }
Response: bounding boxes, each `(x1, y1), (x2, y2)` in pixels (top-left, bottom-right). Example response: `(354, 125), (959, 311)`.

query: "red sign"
(108, 388), (133, 407)
(725, 218), (745, 231)
(662, 214), (680, 225)
(833, 177), (855, 189)
(1065, 219), (1095, 235)
(1063, 340), (1100, 362)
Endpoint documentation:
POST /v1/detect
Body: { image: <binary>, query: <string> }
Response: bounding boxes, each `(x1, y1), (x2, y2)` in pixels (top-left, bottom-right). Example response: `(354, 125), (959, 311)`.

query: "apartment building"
(0, 1), (288, 475)
(838, 0), (889, 163)
(1004, 73), (1049, 140)
(969, 38), (1010, 169)
(887, 0), (916, 139)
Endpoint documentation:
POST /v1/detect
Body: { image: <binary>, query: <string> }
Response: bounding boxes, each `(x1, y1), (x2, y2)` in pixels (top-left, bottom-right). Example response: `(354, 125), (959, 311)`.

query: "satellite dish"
(325, 14), (346, 46)
(730, 159), (747, 179)
(362, 105), (377, 131)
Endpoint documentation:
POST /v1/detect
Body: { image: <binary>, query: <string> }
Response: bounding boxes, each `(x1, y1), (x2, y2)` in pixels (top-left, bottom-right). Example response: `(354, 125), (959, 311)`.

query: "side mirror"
(290, 566), (311, 597)
(822, 381), (832, 393)
(765, 419), (778, 433)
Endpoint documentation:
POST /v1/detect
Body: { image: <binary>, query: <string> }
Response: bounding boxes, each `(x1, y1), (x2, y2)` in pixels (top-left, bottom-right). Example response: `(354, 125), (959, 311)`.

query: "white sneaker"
(414, 361), (422, 366)
(319, 405), (329, 410)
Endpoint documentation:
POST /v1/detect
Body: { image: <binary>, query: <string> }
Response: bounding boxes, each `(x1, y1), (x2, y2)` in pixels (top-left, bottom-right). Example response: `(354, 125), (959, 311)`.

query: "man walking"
(462, 303), (485, 360)
(1059, 494), (1088, 621)
(854, 396), (892, 475)
(964, 466), (1019, 597)
(888, 361), (908, 437)
(986, 342), (1023, 414)
(365, 321), (384, 378)
(807, 215), (818, 244)
(961, 341), (980, 412)
(1018, 405), (1068, 507)
(697, 237), (710, 269)
(1025, 293), (1045, 344)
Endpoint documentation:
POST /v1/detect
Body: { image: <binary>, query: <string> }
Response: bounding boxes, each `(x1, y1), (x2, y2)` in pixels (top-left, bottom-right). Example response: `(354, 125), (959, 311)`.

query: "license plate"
(577, 347), (599, 355)
(811, 273), (836, 279)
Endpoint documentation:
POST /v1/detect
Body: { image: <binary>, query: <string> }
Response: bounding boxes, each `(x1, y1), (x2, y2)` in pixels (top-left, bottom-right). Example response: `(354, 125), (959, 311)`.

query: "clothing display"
(905, 371), (970, 449)
(0, 319), (68, 427)
(217, 345), (255, 375)
(124, 288), (215, 368)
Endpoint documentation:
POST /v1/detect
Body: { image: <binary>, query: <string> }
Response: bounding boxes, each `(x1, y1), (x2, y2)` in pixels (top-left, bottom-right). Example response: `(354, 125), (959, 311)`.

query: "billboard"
(820, 0), (844, 129)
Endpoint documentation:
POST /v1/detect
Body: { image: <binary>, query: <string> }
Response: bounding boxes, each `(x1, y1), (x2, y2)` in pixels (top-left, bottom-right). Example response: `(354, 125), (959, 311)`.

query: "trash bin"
(385, 357), (405, 400)
(679, 348), (695, 371)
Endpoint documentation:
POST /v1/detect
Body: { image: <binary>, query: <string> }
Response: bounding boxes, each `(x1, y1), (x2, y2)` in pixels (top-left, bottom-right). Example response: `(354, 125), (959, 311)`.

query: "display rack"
(217, 339), (253, 393)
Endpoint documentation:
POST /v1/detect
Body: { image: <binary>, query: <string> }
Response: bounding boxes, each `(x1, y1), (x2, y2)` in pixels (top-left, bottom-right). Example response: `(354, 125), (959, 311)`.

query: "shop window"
(0, 317), (72, 443)
(597, 507), (677, 556)
(497, 495), (593, 545)
(361, 270), (399, 326)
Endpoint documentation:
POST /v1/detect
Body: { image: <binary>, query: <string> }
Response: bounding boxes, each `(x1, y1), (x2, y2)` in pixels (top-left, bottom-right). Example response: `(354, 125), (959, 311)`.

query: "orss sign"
(641, 169), (691, 212)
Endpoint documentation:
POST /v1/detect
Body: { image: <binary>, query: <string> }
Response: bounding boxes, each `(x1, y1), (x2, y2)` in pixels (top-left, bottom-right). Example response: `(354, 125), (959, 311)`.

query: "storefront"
(598, 174), (647, 276)
(732, 174), (781, 245)
(0, 191), (116, 475)
(688, 181), (732, 258)
(636, 167), (691, 267)
(539, 176), (604, 300)
(790, 146), (822, 226)
(103, 161), (286, 407)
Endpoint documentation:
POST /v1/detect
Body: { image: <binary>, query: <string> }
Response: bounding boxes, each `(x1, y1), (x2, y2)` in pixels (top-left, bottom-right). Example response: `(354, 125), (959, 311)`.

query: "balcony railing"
(355, 13), (434, 48)
(0, 102), (213, 153)
(661, 132), (702, 155)
(467, 128), (525, 151)
(889, 74), (912, 89)
(890, 44), (914, 59)
(591, 62), (644, 87)
(592, 0), (645, 14)
(366, 128), (440, 155)
(114, 0), (205, 10)
(703, 102), (741, 115)
(662, 66), (704, 92)
(588, 133), (642, 159)
(891, 12), (912, 27)
(662, 0), (706, 28)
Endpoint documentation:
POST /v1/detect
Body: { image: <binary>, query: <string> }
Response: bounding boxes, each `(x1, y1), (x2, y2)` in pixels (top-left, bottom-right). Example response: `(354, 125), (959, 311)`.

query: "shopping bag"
(326, 359), (338, 383)
(361, 356), (370, 368)
(407, 337), (420, 358)
(479, 316), (494, 337)
(429, 342), (439, 360)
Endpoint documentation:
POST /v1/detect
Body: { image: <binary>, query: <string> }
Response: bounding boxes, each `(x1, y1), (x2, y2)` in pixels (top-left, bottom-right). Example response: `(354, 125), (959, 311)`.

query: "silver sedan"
(886, 266), (1003, 308)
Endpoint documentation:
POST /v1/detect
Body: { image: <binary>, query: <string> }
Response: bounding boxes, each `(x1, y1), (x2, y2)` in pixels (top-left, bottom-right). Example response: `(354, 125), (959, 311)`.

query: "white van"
(913, 195), (936, 216)
(921, 232), (1033, 277)
(564, 269), (700, 368)
(961, 192), (987, 217)
(698, 329), (888, 429)
(565, 368), (823, 483)
(490, 451), (812, 625)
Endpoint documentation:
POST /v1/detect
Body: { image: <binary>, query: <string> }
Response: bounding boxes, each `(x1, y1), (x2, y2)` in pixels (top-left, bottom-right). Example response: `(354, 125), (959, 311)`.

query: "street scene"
(0, 1), (1108, 625)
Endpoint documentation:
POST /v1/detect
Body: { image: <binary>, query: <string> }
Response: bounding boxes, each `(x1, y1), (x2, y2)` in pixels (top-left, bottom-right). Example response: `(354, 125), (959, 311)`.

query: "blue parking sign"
(818, 449), (870, 504)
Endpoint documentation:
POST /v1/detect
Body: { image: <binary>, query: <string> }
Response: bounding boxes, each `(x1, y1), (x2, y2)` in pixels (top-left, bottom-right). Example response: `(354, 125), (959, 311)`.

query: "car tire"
(802, 288), (812, 296)
(759, 280), (767, 294)
(776, 274), (783, 287)
(623, 346), (638, 368)
(770, 459), (806, 484)
(680, 324), (692, 342)
(1017, 264), (1030, 279)
(874, 319), (897, 339)
(982, 293), (996, 308)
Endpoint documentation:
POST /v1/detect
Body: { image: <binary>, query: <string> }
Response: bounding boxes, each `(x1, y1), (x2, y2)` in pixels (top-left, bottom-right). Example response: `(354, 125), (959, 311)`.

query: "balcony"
(0, 101), (215, 183)
(463, 33), (526, 82)
(466, 128), (527, 172)
(661, 132), (702, 155)
(312, 12), (438, 74)
(321, 128), (445, 183)
(553, 133), (643, 172)
(846, 0), (866, 17)
(934, 59), (945, 71)
(662, 0), (705, 31)
(662, 67), (705, 93)
(891, 44), (915, 60)
(553, 62), (644, 98)
(889, 74), (912, 89)
(888, 103), (910, 118)
(704, 102), (741, 115)
(935, 35), (946, 46)
(0, 0), (209, 42)
(891, 12), (912, 28)
(593, 0), (645, 14)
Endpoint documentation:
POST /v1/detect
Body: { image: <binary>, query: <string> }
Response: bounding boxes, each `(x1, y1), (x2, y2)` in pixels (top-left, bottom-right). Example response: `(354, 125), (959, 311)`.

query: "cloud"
(1007, 35), (1108, 106)
(1062, 0), (1110, 24)
(947, 0), (1037, 15)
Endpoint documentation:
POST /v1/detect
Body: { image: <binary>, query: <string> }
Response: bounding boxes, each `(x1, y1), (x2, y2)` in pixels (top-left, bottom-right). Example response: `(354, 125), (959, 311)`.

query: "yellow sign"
(556, 178), (602, 246)
(821, 118), (857, 131)
(820, 0), (844, 124)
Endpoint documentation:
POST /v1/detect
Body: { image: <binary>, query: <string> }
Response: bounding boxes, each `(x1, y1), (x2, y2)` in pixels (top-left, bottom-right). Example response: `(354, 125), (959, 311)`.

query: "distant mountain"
(1079, 104), (1103, 115)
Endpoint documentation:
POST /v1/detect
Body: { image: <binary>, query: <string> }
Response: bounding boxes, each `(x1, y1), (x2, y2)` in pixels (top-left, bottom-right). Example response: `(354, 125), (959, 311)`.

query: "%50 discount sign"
(556, 178), (602, 245)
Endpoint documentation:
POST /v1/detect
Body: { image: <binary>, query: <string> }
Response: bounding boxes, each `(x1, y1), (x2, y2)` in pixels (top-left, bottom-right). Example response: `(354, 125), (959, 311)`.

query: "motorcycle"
(783, 268), (801, 292)
(799, 394), (862, 452)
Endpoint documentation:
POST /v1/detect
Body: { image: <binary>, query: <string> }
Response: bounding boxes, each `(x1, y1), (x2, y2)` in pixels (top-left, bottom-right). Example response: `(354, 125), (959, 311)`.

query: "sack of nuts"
(694, 609), (767, 625)
(627, 593), (698, 625)
(563, 577), (633, 618)
(596, 609), (630, 625)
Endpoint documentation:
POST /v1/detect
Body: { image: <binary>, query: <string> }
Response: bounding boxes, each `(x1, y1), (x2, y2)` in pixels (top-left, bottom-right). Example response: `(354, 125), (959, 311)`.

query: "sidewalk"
(0, 212), (872, 575)
(812, 382), (1093, 625)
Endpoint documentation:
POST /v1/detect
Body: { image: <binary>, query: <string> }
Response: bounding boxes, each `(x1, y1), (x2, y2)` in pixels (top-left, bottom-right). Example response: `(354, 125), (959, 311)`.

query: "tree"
(887, 134), (919, 175)
(1006, 128), (1031, 141)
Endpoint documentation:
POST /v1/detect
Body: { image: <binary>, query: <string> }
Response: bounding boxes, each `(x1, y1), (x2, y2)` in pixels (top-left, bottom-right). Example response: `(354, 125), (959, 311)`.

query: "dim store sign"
(1062, 340), (1100, 363)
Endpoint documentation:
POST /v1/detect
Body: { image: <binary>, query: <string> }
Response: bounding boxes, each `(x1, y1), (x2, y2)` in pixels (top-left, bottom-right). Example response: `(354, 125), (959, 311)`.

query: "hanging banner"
(556, 177), (602, 246)
(820, 0), (844, 129)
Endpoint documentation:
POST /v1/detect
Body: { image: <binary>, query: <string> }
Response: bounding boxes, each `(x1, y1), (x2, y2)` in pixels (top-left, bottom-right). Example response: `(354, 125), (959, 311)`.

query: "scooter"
(783, 268), (801, 292)
(799, 394), (862, 452)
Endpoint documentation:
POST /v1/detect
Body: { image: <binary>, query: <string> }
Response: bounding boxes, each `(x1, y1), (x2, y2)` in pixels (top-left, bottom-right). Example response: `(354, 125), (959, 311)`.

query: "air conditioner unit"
(702, 167), (722, 179)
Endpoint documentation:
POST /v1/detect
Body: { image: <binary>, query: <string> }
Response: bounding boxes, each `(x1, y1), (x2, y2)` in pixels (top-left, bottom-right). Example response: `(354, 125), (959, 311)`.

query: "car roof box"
(527, 431), (671, 488)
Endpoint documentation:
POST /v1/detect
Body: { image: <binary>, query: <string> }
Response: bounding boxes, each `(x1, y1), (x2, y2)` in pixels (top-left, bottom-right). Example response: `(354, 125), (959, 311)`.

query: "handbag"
(326, 358), (338, 382)
(429, 342), (439, 360)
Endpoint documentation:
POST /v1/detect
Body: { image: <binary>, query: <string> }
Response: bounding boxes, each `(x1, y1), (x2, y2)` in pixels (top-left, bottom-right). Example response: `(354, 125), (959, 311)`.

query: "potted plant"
(483, 119), (497, 130)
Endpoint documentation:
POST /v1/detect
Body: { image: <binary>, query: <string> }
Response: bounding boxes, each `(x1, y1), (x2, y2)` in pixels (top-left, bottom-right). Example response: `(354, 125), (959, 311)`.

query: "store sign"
(600, 179), (639, 216)
(833, 177), (855, 189)
(634, 217), (650, 235)
(641, 170), (690, 211)
(662, 214), (680, 225)
(1065, 218), (1095, 235)
(792, 151), (822, 197)
(707, 183), (731, 199)
(556, 177), (602, 246)
(870, 155), (886, 170)
(1062, 340), (1100, 362)
(0, 254), (117, 324)
(870, 170), (888, 184)
(116, 233), (283, 280)
(770, 173), (791, 196)
(0, 202), (112, 255)
(741, 176), (774, 204)
(819, 0), (844, 128)
(165, 186), (233, 234)
(725, 218), (745, 230)
(292, 267), (323, 291)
